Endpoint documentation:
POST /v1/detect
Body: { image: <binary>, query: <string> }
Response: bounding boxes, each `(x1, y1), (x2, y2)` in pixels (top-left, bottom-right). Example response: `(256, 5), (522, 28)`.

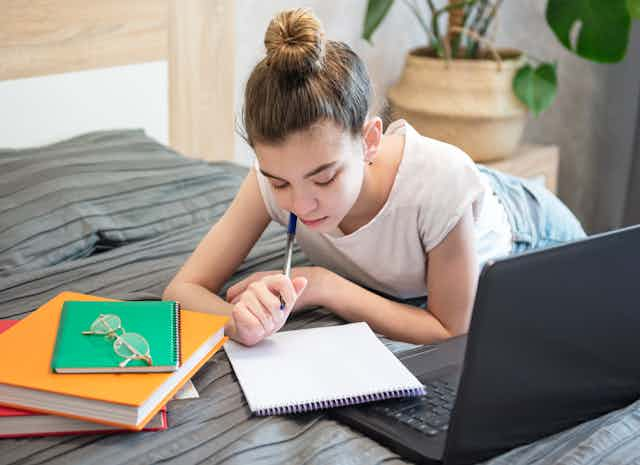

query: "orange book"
(0, 291), (228, 431)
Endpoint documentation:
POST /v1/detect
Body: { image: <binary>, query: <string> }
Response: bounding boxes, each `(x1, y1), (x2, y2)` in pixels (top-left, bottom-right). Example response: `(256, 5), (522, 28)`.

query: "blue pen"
(280, 212), (298, 311)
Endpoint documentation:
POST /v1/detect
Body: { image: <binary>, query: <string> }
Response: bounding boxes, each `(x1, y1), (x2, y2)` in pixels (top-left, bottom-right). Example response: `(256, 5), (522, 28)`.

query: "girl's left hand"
(226, 266), (325, 311)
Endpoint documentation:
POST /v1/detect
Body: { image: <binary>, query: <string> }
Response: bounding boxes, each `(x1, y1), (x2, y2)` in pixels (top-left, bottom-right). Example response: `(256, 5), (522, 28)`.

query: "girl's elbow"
(432, 317), (468, 341)
(445, 319), (470, 339)
(428, 309), (469, 340)
(162, 282), (180, 301)
(448, 327), (468, 338)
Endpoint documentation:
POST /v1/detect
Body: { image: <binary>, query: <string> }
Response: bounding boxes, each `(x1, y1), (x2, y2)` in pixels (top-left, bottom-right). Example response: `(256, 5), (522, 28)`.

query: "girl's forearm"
(163, 282), (234, 317)
(163, 282), (240, 339)
(317, 270), (453, 345)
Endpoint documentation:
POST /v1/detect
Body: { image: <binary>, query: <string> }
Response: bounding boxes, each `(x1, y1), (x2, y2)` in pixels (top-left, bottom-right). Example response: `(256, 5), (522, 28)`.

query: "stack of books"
(0, 292), (228, 438)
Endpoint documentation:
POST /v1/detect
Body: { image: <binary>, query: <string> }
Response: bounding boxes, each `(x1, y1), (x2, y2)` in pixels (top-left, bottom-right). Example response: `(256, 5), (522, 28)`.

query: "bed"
(1, 2), (640, 465)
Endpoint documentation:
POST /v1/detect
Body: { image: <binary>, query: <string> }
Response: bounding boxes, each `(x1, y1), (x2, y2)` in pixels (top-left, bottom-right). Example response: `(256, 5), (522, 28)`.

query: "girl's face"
(254, 119), (381, 233)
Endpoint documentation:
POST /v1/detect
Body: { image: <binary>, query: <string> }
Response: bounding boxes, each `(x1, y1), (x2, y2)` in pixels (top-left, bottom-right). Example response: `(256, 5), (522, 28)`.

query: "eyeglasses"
(82, 314), (153, 367)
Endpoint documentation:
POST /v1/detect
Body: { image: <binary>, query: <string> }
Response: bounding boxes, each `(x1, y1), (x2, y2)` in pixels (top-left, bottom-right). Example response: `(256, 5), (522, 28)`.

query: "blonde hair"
(243, 9), (372, 147)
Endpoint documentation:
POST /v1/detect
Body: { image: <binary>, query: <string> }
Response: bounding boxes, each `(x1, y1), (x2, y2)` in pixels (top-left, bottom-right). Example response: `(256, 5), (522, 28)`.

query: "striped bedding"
(0, 130), (638, 465)
(0, 130), (241, 276)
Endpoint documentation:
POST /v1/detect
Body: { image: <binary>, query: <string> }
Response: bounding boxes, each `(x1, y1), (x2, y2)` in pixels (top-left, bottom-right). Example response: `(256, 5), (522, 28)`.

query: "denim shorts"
(476, 165), (587, 254)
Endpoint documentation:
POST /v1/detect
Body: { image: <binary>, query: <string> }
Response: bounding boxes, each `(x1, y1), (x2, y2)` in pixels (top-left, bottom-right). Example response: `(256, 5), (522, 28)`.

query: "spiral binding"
(254, 386), (426, 416)
(173, 301), (182, 366)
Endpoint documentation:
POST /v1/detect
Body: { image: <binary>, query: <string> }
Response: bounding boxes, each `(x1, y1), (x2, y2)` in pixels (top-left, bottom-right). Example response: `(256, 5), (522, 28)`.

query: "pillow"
(0, 130), (247, 277)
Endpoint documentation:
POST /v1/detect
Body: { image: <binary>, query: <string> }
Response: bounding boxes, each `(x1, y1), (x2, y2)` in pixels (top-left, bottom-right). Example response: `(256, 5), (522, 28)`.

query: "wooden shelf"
(482, 145), (559, 194)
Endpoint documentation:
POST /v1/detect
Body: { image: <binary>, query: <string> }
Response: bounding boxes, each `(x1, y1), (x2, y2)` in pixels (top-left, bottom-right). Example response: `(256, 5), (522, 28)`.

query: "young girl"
(163, 9), (585, 346)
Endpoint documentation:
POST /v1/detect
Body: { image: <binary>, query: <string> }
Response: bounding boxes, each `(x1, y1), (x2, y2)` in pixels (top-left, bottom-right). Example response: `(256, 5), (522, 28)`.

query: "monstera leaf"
(513, 64), (558, 117)
(363, 0), (395, 43)
(546, 0), (632, 63)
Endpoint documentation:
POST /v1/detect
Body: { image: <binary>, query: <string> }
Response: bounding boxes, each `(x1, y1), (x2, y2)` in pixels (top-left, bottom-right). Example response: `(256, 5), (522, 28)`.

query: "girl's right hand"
(225, 274), (307, 346)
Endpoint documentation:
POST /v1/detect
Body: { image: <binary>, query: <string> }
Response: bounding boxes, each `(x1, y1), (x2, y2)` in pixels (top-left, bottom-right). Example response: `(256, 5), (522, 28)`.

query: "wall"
(0, 62), (168, 148)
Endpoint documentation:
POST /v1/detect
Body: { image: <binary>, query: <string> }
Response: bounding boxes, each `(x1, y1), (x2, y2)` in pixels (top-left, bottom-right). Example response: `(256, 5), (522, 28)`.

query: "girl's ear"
(362, 117), (383, 164)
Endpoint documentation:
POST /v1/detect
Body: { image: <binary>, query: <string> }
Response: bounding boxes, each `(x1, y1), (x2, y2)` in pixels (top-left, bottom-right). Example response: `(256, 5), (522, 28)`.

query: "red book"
(0, 320), (167, 438)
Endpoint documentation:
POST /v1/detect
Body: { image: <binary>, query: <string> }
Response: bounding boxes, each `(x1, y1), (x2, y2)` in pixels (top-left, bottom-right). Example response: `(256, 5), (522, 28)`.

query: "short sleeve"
(417, 140), (486, 252)
(253, 160), (288, 226)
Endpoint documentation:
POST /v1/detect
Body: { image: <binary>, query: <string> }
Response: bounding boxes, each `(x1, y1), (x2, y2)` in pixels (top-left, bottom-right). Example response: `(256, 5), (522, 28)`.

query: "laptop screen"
(444, 226), (640, 464)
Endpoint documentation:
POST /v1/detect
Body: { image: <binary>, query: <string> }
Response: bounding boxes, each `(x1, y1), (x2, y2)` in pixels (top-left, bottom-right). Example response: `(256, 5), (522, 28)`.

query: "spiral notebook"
(224, 322), (425, 415)
(51, 300), (180, 373)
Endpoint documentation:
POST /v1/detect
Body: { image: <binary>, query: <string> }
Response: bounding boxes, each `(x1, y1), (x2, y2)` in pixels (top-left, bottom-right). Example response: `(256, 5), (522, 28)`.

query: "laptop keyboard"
(370, 379), (457, 436)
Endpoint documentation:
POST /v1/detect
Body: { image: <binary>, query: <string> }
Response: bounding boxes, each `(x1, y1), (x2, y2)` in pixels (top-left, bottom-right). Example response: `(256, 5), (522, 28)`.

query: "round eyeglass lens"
(114, 333), (149, 359)
(91, 314), (121, 334)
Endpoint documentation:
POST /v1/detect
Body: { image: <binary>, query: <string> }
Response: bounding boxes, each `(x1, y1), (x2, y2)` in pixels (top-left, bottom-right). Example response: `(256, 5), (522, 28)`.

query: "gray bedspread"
(1, 131), (639, 465)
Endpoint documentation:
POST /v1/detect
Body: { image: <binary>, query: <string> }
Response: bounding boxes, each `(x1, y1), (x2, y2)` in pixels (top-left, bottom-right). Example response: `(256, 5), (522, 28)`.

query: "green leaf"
(513, 63), (558, 117)
(363, 0), (395, 43)
(628, 0), (640, 19)
(546, 0), (631, 63)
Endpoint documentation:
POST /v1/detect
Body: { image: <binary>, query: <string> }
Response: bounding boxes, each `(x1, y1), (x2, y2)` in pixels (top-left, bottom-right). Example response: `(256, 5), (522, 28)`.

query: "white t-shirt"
(254, 120), (512, 299)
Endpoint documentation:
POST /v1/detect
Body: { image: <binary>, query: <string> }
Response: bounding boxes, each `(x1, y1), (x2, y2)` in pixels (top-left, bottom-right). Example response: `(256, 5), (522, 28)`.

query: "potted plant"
(364, 0), (639, 161)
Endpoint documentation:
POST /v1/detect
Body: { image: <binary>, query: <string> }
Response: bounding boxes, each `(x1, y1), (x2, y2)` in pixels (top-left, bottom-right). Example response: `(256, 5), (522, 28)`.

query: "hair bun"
(264, 9), (325, 78)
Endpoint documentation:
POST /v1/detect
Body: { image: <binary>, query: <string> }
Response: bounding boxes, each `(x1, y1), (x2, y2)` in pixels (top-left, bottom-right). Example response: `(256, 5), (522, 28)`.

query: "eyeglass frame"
(82, 313), (153, 367)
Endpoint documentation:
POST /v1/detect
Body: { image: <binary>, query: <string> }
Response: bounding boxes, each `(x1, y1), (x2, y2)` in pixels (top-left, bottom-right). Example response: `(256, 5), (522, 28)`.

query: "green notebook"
(51, 300), (181, 373)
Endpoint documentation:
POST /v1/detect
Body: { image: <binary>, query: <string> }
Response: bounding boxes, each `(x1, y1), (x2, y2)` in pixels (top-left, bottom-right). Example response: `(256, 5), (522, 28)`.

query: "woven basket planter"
(388, 47), (528, 162)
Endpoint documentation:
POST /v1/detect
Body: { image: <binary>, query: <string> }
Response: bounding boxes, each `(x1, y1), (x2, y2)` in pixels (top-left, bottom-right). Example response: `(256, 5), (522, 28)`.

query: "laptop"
(329, 224), (640, 465)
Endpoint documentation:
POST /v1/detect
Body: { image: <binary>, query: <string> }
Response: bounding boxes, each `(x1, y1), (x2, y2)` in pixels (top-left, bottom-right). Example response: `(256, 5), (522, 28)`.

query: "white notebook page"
(224, 322), (425, 415)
